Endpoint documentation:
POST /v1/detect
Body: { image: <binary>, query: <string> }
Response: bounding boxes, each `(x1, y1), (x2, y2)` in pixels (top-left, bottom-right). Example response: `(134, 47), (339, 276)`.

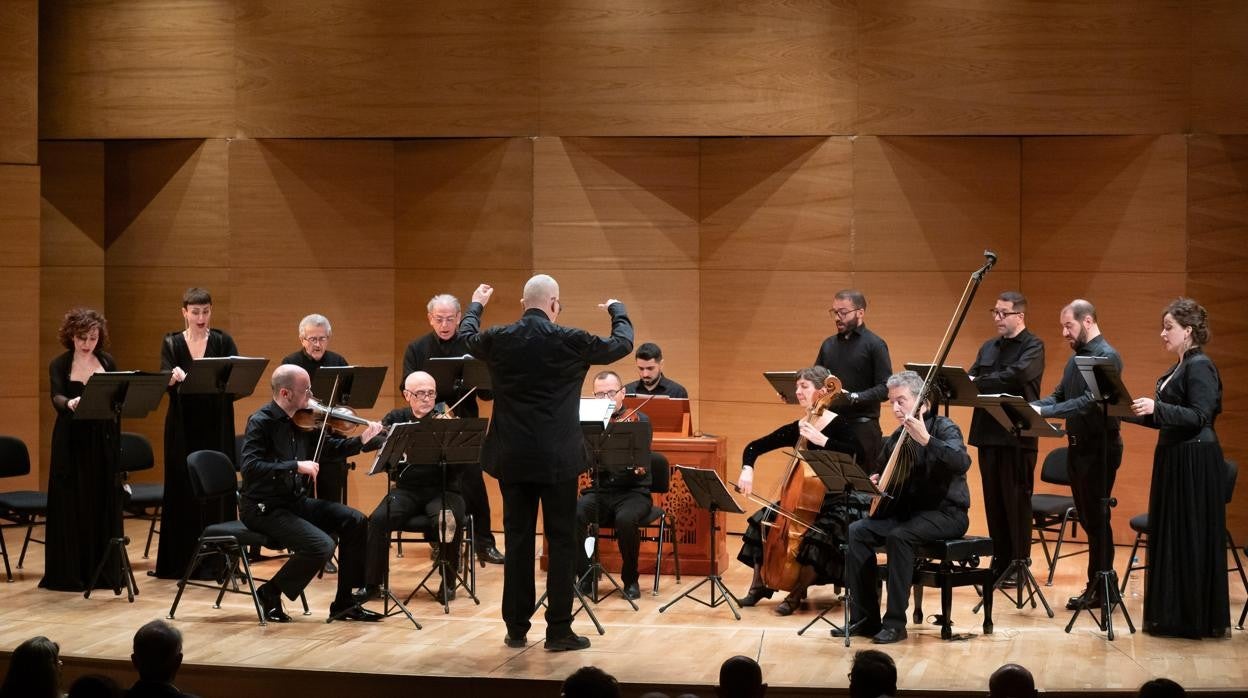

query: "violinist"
(735, 366), (869, 616)
(575, 370), (654, 601)
(239, 364), (384, 623)
(844, 371), (971, 644)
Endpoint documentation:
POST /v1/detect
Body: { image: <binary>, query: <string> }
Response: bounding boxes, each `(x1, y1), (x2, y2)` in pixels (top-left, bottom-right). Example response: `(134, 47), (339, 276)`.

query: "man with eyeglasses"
(575, 370), (654, 601)
(281, 314), (351, 514)
(359, 370), (467, 601)
(403, 294), (505, 565)
(967, 292), (1045, 589)
(814, 289), (893, 474)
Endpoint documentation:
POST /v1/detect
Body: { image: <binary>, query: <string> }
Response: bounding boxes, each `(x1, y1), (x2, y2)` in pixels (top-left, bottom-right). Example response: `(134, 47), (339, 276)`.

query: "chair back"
(649, 453), (671, 495)
(0, 436), (31, 479)
(119, 432), (155, 473)
(186, 450), (239, 501)
(1226, 459), (1238, 505)
(1039, 447), (1071, 486)
(235, 434), (247, 472)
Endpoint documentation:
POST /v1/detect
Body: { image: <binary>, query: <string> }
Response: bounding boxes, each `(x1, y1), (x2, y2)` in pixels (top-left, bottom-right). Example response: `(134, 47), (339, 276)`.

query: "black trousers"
(500, 477), (578, 639)
(576, 489), (653, 586)
(240, 497), (366, 604)
(364, 487), (466, 587)
(849, 419), (884, 473)
(978, 446), (1037, 578)
(314, 456), (348, 505)
(1067, 435), (1123, 586)
(459, 461), (496, 549)
(846, 507), (969, 631)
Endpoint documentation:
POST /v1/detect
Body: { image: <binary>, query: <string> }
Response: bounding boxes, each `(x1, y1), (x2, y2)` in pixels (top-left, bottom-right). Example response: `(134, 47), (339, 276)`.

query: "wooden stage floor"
(2, 520), (1246, 696)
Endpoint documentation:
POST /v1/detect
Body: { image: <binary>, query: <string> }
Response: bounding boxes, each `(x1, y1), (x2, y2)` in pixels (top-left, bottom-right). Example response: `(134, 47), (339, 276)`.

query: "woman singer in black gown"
(41, 308), (122, 592)
(1128, 298), (1229, 638)
(734, 366), (870, 615)
(154, 287), (241, 579)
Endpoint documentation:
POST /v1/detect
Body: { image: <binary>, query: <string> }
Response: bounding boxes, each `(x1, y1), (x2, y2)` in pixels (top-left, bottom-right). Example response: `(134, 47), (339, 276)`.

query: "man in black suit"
(458, 275), (633, 651)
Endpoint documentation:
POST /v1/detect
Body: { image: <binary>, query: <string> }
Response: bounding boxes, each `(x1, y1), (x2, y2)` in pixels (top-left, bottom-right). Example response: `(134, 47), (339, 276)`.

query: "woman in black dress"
(153, 287), (241, 579)
(41, 308), (121, 592)
(1129, 298), (1229, 638)
(735, 366), (869, 615)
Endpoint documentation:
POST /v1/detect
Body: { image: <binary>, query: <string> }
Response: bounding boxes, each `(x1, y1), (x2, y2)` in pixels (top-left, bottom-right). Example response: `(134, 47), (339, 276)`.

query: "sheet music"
(579, 398), (614, 427)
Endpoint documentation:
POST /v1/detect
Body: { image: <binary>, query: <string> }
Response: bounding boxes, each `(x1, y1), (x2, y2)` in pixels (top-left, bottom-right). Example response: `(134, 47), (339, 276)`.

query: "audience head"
(849, 649), (897, 698)
(130, 620), (183, 684)
(561, 666), (620, 698)
(988, 663), (1037, 698)
(717, 655), (766, 698)
(67, 674), (121, 698)
(1138, 678), (1185, 698)
(1, 635), (62, 698)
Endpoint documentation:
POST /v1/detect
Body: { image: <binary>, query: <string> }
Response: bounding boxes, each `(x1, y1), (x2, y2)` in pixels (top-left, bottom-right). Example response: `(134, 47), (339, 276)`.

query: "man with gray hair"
(844, 370), (971, 644)
(459, 275), (633, 652)
(126, 619), (196, 697)
(404, 293), (503, 565)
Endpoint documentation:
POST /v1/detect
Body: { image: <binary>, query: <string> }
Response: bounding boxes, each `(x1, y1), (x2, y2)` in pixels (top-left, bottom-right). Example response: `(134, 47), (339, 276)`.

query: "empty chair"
(119, 432), (163, 559)
(1030, 447), (1085, 586)
(0, 436), (47, 582)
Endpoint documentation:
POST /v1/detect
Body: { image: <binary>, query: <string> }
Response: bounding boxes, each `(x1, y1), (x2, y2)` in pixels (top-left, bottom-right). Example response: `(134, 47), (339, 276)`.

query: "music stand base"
(974, 558), (1053, 617)
(405, 556), (480, 614)
(1064, 569), (1136, 639)
(535, 580), (606, 636)
(85, 536), (138, 603)
(658, 574), (741, 620)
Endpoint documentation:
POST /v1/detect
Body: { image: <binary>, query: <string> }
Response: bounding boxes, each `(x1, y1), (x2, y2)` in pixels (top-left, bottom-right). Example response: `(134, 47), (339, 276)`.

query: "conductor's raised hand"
(472, 284), (493, 306)
(599, 298), (622, 311)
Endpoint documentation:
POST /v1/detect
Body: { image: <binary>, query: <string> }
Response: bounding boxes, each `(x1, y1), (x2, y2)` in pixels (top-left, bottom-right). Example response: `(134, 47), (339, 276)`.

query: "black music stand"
(794, 450), (878, 645)
(394, 418), (488, 615)
(179, 356), (268, 400)
(763, 371), (800, 404)
(1066, 356), (1136, 639)
(79, 372), (170, 602)
(973, 395), (1063, 617)
(310, 365), (388, 503)
(659, 466), (745, 620)
(426, 356), (492, 408)
(904, 363), (978, 417)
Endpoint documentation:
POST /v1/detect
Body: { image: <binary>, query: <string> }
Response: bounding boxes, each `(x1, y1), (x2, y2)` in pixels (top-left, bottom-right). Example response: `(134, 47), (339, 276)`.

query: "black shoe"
(622, 582), (641, 600)
(545, 634), (591, 652)
(478, 546), (505, 565)
(774, 596), (806, 617)
(504, 634), (527, 648)
(435, 583), (458, 601)
(737, 588), (774, 607)
(256, 584), (292, 623)
(846, 621), (881, 638)
(1066, 590), (1104, 611)
(329, 602), (385, 622)
(576, 575), (595, 597)
(353, 585), (382, 604)
(871, 627), (908, 644)
(323, 559), (338, 574)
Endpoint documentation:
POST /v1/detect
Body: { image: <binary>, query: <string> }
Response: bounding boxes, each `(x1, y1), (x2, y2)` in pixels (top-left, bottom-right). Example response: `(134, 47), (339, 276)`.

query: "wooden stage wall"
(6, 1), (1248, 549)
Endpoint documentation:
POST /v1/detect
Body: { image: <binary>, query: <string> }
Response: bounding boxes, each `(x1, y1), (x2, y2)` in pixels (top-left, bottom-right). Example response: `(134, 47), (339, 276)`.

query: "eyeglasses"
(429, 315), (458, 326)
(593, 389), (622, 399)
(301, 335), (329, 344)
(404, 389), (437, 400)
(828, 307), (859, 319)
(989, 308), (1022, 319)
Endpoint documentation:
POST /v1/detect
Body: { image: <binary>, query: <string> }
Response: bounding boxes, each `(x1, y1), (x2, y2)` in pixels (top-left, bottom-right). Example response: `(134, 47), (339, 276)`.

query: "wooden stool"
(911, 536), (995, 640)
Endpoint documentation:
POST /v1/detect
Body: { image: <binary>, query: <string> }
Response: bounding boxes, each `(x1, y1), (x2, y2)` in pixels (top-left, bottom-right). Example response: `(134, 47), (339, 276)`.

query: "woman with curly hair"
(40, 308), (122, 592)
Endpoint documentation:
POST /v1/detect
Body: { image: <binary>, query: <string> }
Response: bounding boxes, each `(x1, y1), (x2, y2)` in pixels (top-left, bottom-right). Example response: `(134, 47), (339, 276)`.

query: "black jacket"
(1132, 348), (1221, 447)
(1034, 334), (1123, 439)
(878, 413), (971, 520)
(458, 302), (633, 484)
(968, 328), (1045, 449)
(240, 400), (366, 506)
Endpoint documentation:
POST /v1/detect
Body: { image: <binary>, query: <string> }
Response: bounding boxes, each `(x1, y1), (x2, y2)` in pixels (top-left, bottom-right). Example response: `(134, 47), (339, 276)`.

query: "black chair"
(1030, 447), (1085, 586)
(593, 452), (682, 595)
(1120, 459), (1247, 596)
(119, 432), (163, 559)
(908, 536), (996, 640)
(0, 436), (47, 582)
(167, 449), (308, 626)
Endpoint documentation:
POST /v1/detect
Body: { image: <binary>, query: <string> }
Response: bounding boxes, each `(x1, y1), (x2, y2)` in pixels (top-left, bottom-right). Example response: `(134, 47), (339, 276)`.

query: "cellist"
(735, 366), (870, 615)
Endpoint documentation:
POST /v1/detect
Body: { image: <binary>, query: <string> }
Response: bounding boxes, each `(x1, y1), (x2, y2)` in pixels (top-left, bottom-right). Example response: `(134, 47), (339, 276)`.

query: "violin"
(292, 398), (373, 437)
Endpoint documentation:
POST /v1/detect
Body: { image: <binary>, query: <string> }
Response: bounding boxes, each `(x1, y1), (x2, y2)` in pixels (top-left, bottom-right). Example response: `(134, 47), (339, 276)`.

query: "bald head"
(989, 664), (1037, 698)
(402, 371), (437, 417)
(271, 364), (308, 396)
(271, 364), (311, 414)
(523, 274), (559, 308)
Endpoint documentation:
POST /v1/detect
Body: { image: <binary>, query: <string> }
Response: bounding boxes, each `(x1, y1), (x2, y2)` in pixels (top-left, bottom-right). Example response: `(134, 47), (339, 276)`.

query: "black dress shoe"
(323, 559), (338, 574)
(478, 546), (505, 565)
(774, 596), (805, 617)
(1066, 592), (1104, 610)
(353, 585), (382, 604)
(545, 634), (591, 651)
(256, 584), (292, 623)
(435, 583), (458, 601)
(504, 634), (527, 648)
(737, 588), (774, 607)
(329, 601), (385, 622)
(846, 621), (881, 638)
(622, 582), (641, 600)
(576, 575), (595, 597)
(871, 627), (908, 644)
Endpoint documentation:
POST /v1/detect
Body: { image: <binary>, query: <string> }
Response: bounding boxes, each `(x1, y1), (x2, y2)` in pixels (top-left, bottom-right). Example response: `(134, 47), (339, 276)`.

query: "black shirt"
(813, 325), (893, 420)
(742, 416), (865, 470)
(1034, 334), (1123, 439)
(403, 331), (483, 419)
(240, 400), (366, 506)
(968, 328), (1045, 449)
(624, 374), (689, 399)
(879, 414), (972, 519)
(280, 349), (349, 377)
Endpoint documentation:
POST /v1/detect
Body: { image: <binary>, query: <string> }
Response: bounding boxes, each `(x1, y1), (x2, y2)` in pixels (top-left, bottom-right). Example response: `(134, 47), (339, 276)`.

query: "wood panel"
(1188, 135), (1248, 274)
(0, 165), (40, 268)
(38, 0), (235, 139)
(533, 137), (698, 270)
(539, 1), (856, 136)
(853, 136), (1020, 272)
(1192, 0), (1248, 134)
(0, 269), (40, 398)
(228, 139), (394, 269)
(235, 0), (538, 137)
(0, 397), (41, 492)
(105, 139), (229, 268)
(103, 267), (233, 377)
(394, 138), (533, 271)
(39, 142), (105, 268)
(0, 0), (36, 164)
(857, 1), (1189, 135)
(1021, 136), (1187, 272)
(699, 137), (852, 271)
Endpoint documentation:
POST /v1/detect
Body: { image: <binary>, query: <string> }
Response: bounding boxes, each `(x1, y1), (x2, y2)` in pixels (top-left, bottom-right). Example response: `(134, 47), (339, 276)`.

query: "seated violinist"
(239, 364), (385, 623)
(844, 370), (971, 644)
(736, 366), (870, 615)
(576, 370), (654, 601)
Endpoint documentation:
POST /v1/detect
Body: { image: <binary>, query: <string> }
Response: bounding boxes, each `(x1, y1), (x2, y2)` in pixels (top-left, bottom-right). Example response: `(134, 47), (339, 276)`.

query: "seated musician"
(844, 370), (971, 644)
(735, 366), (869, 616)
(361, 370), (467, 601)
(239, 364), (385, 623)
(576, 370), (654, 601)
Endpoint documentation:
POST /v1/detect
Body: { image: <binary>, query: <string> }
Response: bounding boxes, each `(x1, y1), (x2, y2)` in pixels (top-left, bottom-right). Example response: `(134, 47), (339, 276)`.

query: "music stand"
(904, 364), (978, 417)
(794, 450), (878, 645)
(1066, 356), (1136, 639)
(310, 366), (388, 503)
(972, 395), (1063, 617)
(763, 371), (800, 404)
(78, 372), (170, 602)
(425, 356), (492, 406)
(659, 466), (745, 620)
(179, 356), (269, 399)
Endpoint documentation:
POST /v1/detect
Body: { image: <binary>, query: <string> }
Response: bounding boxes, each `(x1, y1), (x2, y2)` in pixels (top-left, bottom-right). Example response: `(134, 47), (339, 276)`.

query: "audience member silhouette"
(849, 649), (897, 698)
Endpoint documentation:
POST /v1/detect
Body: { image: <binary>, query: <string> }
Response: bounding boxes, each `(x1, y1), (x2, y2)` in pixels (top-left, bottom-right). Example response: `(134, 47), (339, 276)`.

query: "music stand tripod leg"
(658, 505), (741, 620)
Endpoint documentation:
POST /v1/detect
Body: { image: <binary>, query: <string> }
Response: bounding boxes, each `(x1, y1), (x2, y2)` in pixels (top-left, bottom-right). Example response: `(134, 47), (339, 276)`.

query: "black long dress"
(153, 329), (240, 579)
(40, 351), (122, 591)
(1135, 348), (1229, 638)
